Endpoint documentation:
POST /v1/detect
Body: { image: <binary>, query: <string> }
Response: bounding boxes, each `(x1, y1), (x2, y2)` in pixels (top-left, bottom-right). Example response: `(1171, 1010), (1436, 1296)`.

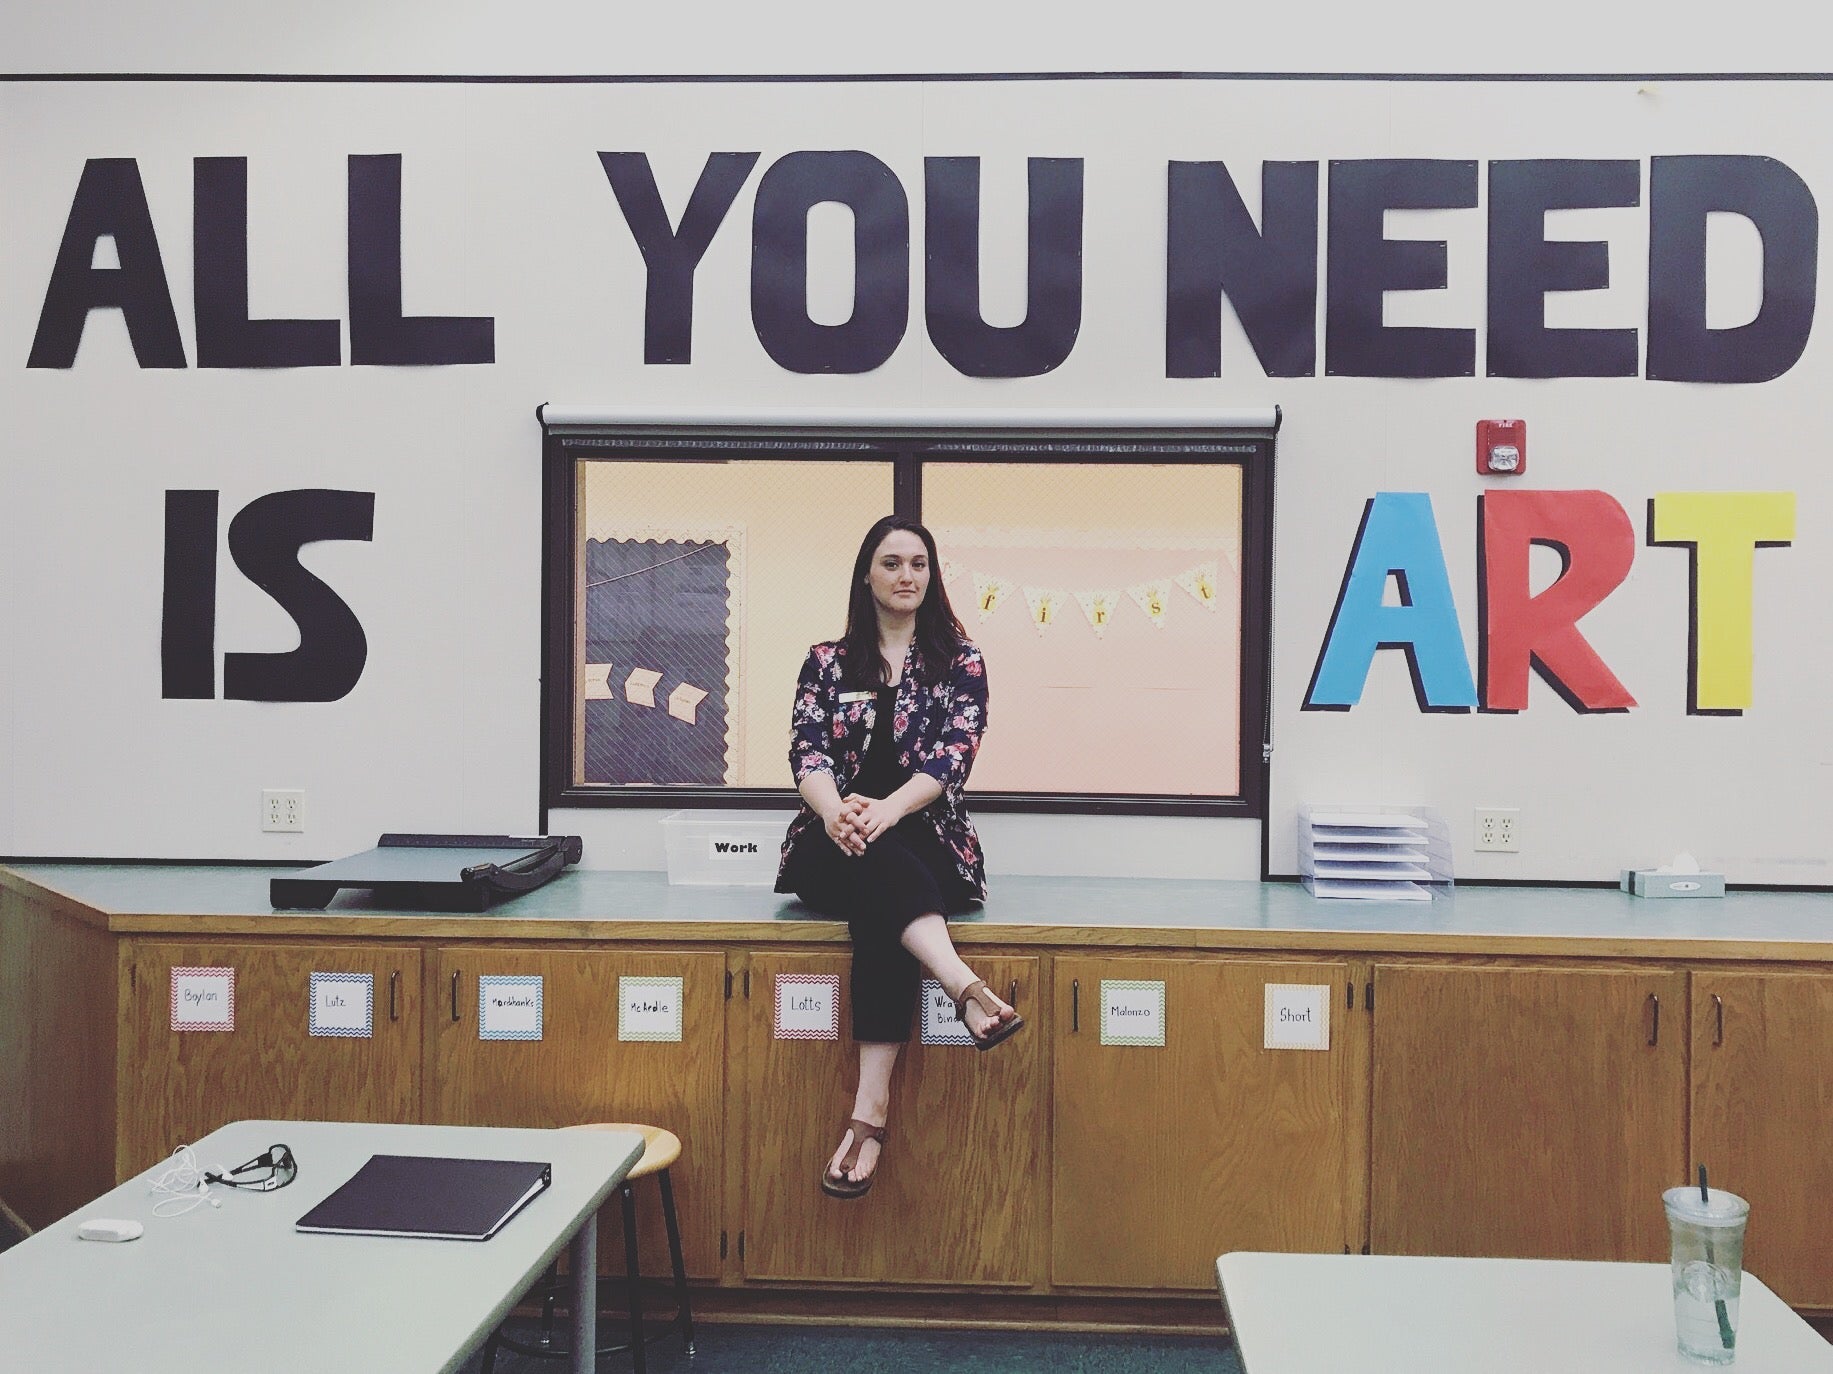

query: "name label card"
(1100, 979), (1166, 1046)
(171, 967), (235, 1032)
(774, 974), (839, 1040)
(619, 976), (684, 1042)
(920, 980), (973, 1046)
(1264, 983), (1331, 1051)
(478, 975), (544, 1041)
(309, 971), (373, 1038)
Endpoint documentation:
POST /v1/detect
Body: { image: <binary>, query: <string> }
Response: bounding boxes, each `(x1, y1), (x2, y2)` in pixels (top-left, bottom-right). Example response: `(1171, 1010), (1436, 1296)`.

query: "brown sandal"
(955, 979), (1025, 1052)
(820, 1118), (888, 1199)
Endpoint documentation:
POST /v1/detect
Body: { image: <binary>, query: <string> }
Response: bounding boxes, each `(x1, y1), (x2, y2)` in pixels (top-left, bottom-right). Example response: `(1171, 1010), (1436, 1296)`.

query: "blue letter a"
(1304, 493), (1477, 711)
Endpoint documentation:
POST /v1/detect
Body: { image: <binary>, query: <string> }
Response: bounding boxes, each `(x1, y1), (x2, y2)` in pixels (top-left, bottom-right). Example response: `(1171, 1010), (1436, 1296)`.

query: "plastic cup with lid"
(1663, 1184), (1750, 1364)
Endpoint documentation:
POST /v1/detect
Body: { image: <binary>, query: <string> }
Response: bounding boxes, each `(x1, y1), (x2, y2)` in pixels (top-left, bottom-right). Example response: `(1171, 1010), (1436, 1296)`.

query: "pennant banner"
(1175, 561), (1221, 612)
(1022, 585), (1061, 634)
(945, 560), (1225, 633)
(1074, 588), (1122, 636)
(1128, 581), (1171, 629)
(971, 571), (1009, 622)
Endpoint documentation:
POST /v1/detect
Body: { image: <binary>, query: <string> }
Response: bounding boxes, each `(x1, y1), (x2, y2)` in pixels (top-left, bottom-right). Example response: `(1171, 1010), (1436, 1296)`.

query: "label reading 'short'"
(1264, 983), (1332, 1051)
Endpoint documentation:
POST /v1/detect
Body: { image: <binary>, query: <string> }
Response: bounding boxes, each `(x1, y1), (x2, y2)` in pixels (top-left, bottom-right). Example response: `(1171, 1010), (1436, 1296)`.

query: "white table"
(0, 1119), (645, 1374)
(1217, 1253), (1833, 1373)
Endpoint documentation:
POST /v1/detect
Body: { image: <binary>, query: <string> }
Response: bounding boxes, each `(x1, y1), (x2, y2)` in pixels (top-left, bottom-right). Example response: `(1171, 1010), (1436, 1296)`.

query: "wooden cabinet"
(1691, 970), (1833, 1307)
(1370, 963), (1686, 1262)
(1051, 956), (1366, 1289)
(426, 946), (725, 1279)
(11, 863), (1828, 1313)
(117, 941), (422, 1179)
(741, 950), (1045, 1286)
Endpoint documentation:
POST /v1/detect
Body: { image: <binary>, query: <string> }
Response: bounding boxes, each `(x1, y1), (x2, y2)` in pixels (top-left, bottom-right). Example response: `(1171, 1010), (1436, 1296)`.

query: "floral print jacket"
(777, 638), (989, 899)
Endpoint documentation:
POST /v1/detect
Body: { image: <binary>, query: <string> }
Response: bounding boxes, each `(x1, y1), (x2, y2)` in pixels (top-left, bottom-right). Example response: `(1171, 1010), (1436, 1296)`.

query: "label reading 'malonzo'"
(1100, 979), (1166, 1046)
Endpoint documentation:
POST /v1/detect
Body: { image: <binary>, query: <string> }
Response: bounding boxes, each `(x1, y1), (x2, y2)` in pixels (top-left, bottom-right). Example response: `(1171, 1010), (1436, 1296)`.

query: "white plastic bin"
(660, 811), (785, 886)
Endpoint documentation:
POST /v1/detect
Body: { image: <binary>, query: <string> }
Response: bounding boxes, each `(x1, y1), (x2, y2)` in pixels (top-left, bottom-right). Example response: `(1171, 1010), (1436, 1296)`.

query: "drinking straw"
(1698, 1164), (1736, 1350)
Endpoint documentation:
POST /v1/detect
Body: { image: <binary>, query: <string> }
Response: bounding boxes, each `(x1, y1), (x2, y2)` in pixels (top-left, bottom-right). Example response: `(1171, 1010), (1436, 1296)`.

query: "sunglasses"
(206, 1143), (299, 1193)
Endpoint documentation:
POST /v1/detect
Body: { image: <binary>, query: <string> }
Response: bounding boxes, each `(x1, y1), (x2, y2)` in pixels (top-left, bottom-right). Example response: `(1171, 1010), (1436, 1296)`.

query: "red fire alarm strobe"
(1478, 419), (1527, 476)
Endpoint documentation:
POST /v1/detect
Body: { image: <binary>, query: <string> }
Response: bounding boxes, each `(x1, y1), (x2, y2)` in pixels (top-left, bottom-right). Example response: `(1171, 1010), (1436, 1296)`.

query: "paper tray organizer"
(1298, 805), (1454, 900)
(270, 834), (584, 912)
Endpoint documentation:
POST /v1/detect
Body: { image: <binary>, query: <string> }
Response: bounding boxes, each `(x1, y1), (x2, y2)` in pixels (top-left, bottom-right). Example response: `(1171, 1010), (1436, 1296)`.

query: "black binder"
(296, 1154), (552, 1241)
(270, 833), (583, 911)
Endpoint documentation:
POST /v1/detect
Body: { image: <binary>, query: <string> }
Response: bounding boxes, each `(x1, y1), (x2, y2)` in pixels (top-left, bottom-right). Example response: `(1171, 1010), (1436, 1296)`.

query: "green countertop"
(4, 863), (1828, 958)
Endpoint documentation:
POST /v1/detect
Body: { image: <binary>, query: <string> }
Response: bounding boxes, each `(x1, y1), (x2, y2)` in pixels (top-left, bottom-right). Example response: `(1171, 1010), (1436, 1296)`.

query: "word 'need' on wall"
(23, 152), (1820, 383)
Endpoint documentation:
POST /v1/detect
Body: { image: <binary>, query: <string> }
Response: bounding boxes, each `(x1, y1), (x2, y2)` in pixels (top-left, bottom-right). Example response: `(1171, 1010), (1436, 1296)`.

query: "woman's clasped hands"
(823, 794), (903, 855)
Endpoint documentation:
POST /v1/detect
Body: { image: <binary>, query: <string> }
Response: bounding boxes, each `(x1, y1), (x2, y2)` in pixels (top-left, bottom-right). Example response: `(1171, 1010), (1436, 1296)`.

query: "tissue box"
(1620, 868), (1726, 899)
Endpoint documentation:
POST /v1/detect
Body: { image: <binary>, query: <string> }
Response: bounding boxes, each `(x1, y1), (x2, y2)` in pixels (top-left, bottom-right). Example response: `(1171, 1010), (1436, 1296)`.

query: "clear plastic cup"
(1663, 1185), (1750, 1365)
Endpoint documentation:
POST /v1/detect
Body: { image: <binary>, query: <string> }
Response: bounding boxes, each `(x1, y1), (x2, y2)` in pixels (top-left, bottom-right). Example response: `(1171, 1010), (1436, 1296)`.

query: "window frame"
(540, 420), (1275, 821)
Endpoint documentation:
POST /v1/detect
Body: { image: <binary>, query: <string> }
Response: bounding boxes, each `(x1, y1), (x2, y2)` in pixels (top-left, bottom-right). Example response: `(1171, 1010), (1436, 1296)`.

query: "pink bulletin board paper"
(940, 541), (1241, 797)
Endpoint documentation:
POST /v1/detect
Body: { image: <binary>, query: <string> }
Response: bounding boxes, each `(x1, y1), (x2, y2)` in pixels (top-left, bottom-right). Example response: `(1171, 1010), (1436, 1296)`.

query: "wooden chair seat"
(560, 1122), (681, 1178)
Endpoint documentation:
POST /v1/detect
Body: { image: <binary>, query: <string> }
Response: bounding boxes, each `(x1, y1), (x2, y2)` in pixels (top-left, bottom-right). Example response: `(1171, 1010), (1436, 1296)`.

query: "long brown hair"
(840, 516), (966, 688)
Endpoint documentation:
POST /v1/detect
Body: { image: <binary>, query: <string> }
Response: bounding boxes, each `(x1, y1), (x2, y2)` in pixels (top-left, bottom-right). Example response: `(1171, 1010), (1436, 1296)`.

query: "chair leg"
(658, 1168), (695, 1356)
(539, 1258), (559, 1346)
(621, 1182), (647, 1374)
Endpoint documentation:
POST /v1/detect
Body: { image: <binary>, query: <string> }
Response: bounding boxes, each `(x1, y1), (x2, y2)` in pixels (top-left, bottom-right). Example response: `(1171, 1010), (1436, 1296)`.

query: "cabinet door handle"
(451, 971), (461, 1022)
(1008, 978), (1019, 1010)
(1071, 979), (1080, 1033)
(1646, 992), (1660, 1046)
(389, 971), (400, 1022)
(1713, 993), (1724, 1046)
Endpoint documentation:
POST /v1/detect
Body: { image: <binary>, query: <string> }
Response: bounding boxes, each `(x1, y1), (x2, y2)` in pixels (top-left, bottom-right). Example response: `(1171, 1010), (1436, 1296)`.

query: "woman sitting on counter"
(776, 515), (1022, 1200)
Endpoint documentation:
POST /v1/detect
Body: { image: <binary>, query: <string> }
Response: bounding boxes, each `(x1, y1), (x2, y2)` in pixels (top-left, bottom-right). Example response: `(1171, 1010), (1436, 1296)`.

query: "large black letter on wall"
(924, 156), (1083, 378)
(222, 490), (376, 703)
(1326, 159), (1477, 378)
(1647, 155), (1818, 383)
(28, 158), (186, 369)
(751, 151), (909, 374)
(347, 154), (494, 366)
(1166, 161), (1318, 378)
(1487, 159), (1640, 378)
(161, 491), (219, 699)
(599, 151), (760, 365)
(194, 157), (341, 368)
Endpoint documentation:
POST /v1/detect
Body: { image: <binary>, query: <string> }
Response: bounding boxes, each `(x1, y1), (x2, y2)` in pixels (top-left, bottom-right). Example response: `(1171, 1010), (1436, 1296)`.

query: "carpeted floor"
(458, 1321), (1240, 1374)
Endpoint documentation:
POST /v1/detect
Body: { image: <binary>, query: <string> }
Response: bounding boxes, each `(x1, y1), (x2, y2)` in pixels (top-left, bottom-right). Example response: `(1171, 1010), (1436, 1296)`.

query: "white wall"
(2, 13), (1829, 885)
(3, 1), (1826, 77)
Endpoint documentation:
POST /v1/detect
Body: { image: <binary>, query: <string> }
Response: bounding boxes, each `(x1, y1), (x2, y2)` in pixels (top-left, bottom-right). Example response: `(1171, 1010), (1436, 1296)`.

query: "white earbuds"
(147, 1143), (220, 1217)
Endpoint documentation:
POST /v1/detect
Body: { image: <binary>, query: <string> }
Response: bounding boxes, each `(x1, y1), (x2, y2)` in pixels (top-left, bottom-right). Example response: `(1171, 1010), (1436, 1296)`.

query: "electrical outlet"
(262, 789), (305, 833)
(1474, 808), (1519, 852)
